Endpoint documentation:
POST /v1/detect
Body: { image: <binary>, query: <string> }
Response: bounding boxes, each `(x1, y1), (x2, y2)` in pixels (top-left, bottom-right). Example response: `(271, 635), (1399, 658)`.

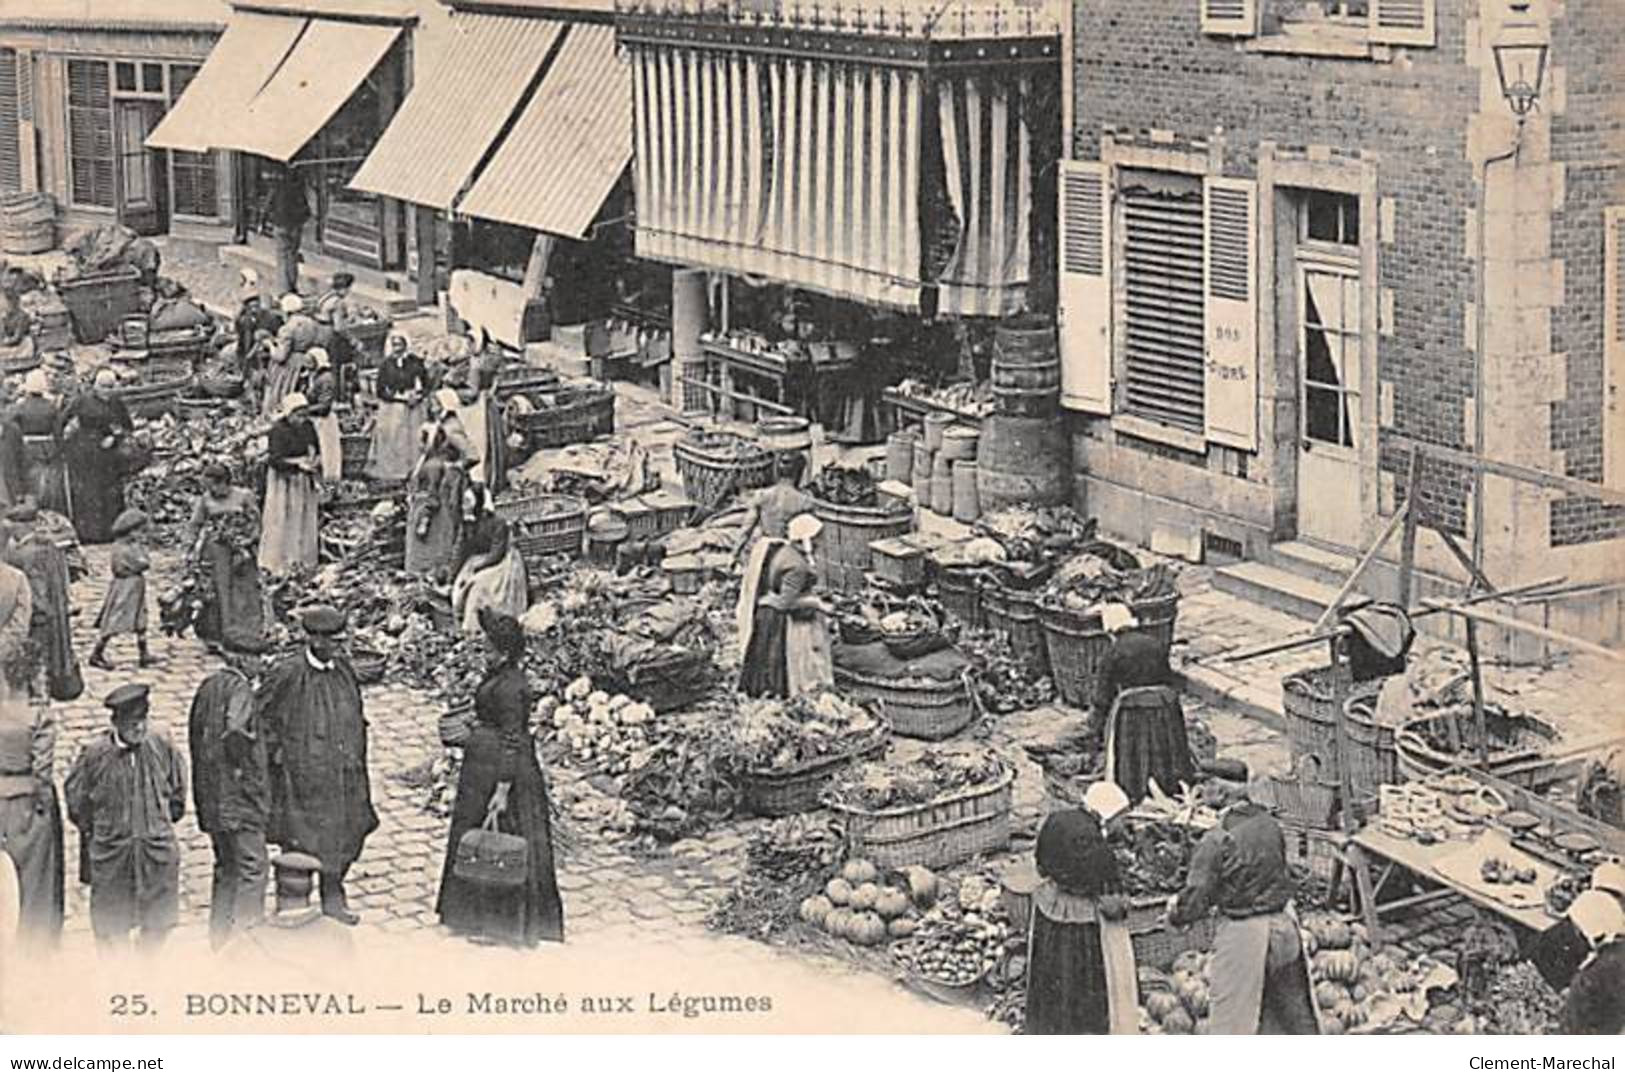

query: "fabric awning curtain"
(457, 23), (630, 239)
(349, 13), (563, 209)
(934, 72), (1033, 318)
(215, 19), (401, 163)
(144, 11), (308, 154)
(632, 45), (925, 312)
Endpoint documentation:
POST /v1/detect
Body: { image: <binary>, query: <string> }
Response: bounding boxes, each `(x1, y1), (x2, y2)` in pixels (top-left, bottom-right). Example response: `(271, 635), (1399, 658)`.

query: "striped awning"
(933, 73), (1033, 318)
(630, 46), (926, 312)
(145, 10), (308, 154)
(215, 18), (402, 162)
(349, 13), (564, 209)
(457, 23), (629, 239)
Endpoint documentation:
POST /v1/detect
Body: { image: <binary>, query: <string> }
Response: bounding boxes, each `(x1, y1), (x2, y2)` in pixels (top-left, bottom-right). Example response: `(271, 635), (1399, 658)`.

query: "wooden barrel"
(911, 442), (934, 507)
(758, 415), (812, 451)
(930, 451), (954, 515)
(939, 425), (979, 462)
(0, 192), (56, 255)
(812, 497), (915, 592)
(977, 413), (1070, 512)
(886, 430), (917, 485)
(992, 314), (1060, 417)
(953, 461), (981, 523)
(922, 411), (953, 453)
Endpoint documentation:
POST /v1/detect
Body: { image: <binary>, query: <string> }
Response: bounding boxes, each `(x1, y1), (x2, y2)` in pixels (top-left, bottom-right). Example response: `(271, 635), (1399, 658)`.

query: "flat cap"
(103, 683), (151, 713)
(300, 604), (347, 635)
(330, 272), (355, 289)
(271, 851), (322, 875)
(110, 508), (148, 537)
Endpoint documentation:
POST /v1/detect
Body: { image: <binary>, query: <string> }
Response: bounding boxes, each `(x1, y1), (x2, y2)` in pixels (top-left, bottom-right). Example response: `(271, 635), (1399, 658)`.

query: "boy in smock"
(89, 509), (155, 670)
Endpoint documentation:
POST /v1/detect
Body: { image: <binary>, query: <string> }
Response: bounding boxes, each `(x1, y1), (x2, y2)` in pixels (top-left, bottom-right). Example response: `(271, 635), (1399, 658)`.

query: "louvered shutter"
(1369, 0), (1435, 47)
(1058, 160), (1112, 414)
(67, 60), (114, 208)
(1201, 0), (1258, 37)
(1203, 176), (1259, 450)
(1606, 207), (1625, 489)
(0, 50), (19, 194)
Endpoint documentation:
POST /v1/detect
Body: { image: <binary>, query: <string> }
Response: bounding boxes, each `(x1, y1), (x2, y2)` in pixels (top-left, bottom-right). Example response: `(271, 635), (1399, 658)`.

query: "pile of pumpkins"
(1138, 912), (1428, 1035)
(797, 858), (940, 947)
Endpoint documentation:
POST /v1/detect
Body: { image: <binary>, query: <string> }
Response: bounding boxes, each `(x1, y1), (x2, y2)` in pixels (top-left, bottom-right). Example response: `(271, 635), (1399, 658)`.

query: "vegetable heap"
(959, 627), (1055, 713)
(889, 873), (1016, 986)
(1108, 819), (1194, 896)
(709, 816), (846, 942)
(1041, 555), (1179, 612)
(824, 746), (1004, 812)
(975, 505), (1099, 563)
(724, 688), (884, 773)
(802, 859), (942, 950)
(807, 465), (886, 509)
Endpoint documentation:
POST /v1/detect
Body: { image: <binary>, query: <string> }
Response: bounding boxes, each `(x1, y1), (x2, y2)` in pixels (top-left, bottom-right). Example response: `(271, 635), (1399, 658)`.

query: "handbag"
(453, 797), (528, 889)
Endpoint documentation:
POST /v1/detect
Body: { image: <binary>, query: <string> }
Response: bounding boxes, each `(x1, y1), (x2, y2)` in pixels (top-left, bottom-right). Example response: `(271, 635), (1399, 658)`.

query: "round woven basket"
(673, 431), (774, 511)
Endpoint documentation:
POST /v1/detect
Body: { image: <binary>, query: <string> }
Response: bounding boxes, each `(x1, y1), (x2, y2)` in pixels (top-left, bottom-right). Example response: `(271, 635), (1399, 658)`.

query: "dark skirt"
(196, 537), (267, 653)
(435, 726), (564, 946)
(1025, 910), (1110, 1035)
(65, 442), (126, 545)
(738, 604), (790, 698)
(0, 785), (64, 946)
(1110, 694), (1198, 803)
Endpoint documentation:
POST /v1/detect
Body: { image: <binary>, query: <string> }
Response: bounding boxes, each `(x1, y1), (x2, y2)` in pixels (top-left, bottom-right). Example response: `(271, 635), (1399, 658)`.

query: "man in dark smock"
(64, 684), (187, 951)
(189, 655), (270, 948)
(260, 605), (377, 925)
(4, 503), (80, 702)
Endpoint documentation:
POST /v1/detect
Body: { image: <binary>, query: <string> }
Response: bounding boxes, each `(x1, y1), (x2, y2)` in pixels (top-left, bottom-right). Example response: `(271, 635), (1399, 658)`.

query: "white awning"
(144, 10), (308, 153)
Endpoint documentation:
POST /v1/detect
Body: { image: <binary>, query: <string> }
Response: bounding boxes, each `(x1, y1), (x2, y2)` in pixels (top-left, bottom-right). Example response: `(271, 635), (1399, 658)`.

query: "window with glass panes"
(167, 64), (217, 217)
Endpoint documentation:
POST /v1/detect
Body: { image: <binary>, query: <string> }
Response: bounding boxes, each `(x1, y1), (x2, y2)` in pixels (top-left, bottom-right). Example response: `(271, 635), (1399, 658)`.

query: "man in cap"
(228, 852), (354, 965)
(189, 654), (270, 949)
(64, 684), (187, 952)
(1166, 779), (1318, 1034)
(3, 502), (80, 702)
(1559, 890), (1625, 1034)
(260, 605), (377, 925)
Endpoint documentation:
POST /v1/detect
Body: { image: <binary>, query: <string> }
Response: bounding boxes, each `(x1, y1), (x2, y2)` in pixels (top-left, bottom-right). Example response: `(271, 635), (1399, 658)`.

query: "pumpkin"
(1350, 983), (1370, 1004)
(798, 895), (833, 927)
(1320, 950), (1360, 984)
(826, 878), (853, 906)
(1351, 922), (1369, 945)
(905, 866), (940, 908)
(1301, 928), (1319, 957)
(1320, 1014), (1346, 1035)
(842, 858), (879, 885)
(1145, 992), (1183, 1022)
(1178, 980), (1210, 1020)
(849, 912), (887, 947)
(1138, 967), (1172, 993)
(1339, 1001), (1368, 1029)
(1314, 981), (1347, 1010)
(849, 882), (880, 911)
(887, 917), (918, 939)
(1171, 951), (1205, 977)
(1318, 918), (1353, 951)
(1161, 1008), (1195, 1035)
(874, 889), (911, 921)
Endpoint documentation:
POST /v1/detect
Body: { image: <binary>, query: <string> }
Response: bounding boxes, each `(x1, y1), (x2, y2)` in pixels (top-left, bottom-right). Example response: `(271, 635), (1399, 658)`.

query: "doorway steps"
(1210, 541), (1353, 623)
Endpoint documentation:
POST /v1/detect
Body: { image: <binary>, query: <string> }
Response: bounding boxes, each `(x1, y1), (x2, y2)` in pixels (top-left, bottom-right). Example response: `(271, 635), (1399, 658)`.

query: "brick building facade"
(1061, 0), (1624, 607)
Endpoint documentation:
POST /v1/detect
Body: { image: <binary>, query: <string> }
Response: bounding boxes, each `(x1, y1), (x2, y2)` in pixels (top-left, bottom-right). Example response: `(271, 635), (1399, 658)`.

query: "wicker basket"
(982, 583), (1048, 673)
(612, 489), (695, 541)
(673, 430), (774, 511)
(439, 699), (474, 747)
(1282, 665), (1383, 790)
(506, 495), (587, 561)
(1394, 708), (1561, 787)
(351, 648), (387, 685)
(1255, 754), (1339, 829)
(493, 365), (560, 400)
(340, 432), (372, 480)
(514, 385), (616, 450)
(0, 339), (40, 375)
(1042, 593), (1181, 710)
(175, 395), (229, 421)
(1342, 692), (1401, 799)
(833, 666), (975, 742)
(619, 647), (717, 714)
(1131, 913), (1219, 971)
(349, 320), (390, 368)
(825, 765), (1014, 870)
(740, 727), (891, 817)
(56, 266), (142, 344)
(934, 565), (985, 628)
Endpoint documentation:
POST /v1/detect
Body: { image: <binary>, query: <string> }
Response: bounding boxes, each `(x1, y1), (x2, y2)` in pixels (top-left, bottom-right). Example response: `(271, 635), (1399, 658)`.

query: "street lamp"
(1491, 19), (1549, 119)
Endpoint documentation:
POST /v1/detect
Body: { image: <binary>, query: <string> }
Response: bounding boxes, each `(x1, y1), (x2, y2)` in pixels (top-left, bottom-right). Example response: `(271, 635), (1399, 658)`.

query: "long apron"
(314, 413), (342, 483)
(367, 401), (423, 481)
(1205, 906), (1321, 1035)
(258, 468), (320, 575)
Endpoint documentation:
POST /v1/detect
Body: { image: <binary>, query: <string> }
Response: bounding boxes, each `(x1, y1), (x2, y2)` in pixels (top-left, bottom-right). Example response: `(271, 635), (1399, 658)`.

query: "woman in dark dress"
(436, 609), (564, 946)
(736, 514), (833, 698)
(190, 462), (266, 654)
(61, 368), (135, 545)
(7, 370), (68, 517)
(1024, 808), (1136, 1035)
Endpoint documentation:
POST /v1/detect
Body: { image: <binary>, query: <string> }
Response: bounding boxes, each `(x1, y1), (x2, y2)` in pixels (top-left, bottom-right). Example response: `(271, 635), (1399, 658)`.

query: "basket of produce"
(199, 371), (245, 399)
(618, 646), (718, 714)
(1395, 706), (1562, 787)
(175, 395), (229, 421)
(823, 748), (1013, 870)
(673, 429), (775, 511)
(350, 647), (387, 686)
(511, 384), (616, 450)
(734, 691), (892, 817)
(55, 265), (142, 344)
(0, 338), (40, 375)
(349, 319), (391, 367)
(889, 872), (1012, 1006)
(933, 564), (985, 628)
(981, 582), (1048, 674)
(833, 667), (975, 742)
(339, 432), (373, 481)
(809, 467), (916, 594)
(507, 495), (588, 561)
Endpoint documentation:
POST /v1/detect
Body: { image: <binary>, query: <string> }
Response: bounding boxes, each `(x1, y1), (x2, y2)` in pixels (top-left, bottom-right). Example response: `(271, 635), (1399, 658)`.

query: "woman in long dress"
(258, 393), (321, 577)
(0, 552), (63, 947)
(406, 394), (473, 579)
(301, 348), (342, 484)
(736, 513), (833, 698)
(6, 370), (68, 516)
(190, 462), (266, 654)
(60, 368), (135, 545)
(444, 337), (507, 495)
(435, 608), (564, 946)
(451, 503), (529, 635)
(1024, 808), (1136, 1035)
(367, 333), (426, 482)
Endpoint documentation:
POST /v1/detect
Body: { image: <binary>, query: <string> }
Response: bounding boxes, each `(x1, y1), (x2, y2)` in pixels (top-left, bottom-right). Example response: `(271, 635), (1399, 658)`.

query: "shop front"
(146, 0), (418, 277)
(616, 0), (1061, 443)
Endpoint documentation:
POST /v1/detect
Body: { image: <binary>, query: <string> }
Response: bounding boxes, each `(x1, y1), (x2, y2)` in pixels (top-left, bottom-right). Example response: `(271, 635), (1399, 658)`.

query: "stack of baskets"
(739, 721), (891, 817)
(497, 492), (587, 567)
(823, 763), (1014, 869)
(513, 383), (615, 451)
(673, 429), (774, 511)
(1042, 592), (1181, 709)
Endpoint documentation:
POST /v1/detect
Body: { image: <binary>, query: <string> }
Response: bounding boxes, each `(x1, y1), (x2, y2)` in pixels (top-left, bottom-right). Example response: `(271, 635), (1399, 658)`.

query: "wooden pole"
(1311, 505), (1410, 632)
(1419, 601), (1625, 664)
(1465, 619), (1490, 767)
(1397, 447), (1423, 610)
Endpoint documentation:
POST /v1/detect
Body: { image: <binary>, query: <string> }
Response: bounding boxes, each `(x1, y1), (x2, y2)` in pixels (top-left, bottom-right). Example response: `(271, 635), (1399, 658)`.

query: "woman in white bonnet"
(258, 393), (320, 575)
(736, 512), (832, 697)
(5, 369), (67, 515)
(300, 348), (342, 483)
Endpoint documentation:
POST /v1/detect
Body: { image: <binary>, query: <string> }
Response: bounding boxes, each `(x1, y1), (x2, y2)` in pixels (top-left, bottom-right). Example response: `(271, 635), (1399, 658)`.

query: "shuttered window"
(1121, 172), (1207, 434)
(1606, 207), (1625, 489)
(67, 60), (114, 208)
(168, 64), (218, 218)
(1057, 160), (1112, 413)
(0, 49), (19, 194)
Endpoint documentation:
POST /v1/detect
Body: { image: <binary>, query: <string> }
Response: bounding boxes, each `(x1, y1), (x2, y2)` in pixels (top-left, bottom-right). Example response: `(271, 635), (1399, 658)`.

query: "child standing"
(90, 509), (155, 669)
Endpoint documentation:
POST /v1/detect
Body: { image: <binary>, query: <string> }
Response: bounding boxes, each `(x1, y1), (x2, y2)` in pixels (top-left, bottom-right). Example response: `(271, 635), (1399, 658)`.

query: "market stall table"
(696, 339), (857, 423)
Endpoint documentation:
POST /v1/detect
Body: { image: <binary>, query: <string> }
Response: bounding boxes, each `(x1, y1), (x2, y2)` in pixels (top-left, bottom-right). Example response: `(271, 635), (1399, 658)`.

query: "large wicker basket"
(824, 765), (1014, 870)
(111, 374), (188, 419)
(740, 726), (891, 817)
(673, 430), (774, 511)
(933, 565), (985, 629)
(514, 384), (616, 450)
(1394, 708), (1561, 788)
(510, 496), (588, 562)
(1281, 666), (1383, 792)
(833, 666), (975, 741)
(617, 647), (718, 714)
(493, 364), (560, 400)
(981, 583), (1048, 674)
(1041, 593), (1181, 709)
